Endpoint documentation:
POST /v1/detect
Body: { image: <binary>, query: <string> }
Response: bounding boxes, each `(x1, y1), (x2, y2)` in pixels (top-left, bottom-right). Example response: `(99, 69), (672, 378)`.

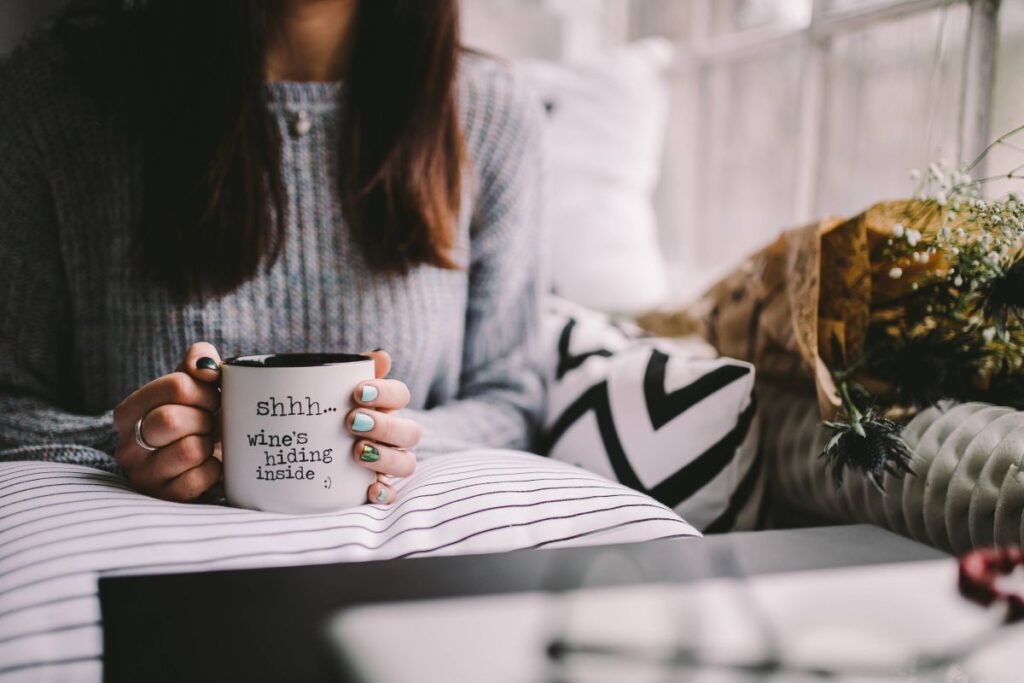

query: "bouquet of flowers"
(640, 127), (1024, 491)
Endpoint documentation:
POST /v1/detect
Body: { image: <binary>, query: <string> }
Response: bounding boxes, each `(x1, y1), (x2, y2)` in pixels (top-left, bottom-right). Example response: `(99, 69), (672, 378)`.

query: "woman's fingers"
(177, 341), (222, 384)
(350, 352), (413, 504)
(368, 476), (394, 505)
(352, 439), (416, 477)
(346, 408), (421, 449)
(114, 371), (220, 430)
(133, 435), (215, 488)
(140, 404), (214, 449)
(161, 455), (223, 502)
(361, 349), (391, 378)
(353, 379), (410, 411)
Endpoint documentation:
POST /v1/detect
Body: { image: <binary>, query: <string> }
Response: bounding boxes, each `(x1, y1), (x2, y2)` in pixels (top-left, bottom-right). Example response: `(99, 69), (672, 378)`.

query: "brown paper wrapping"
(639, 201), (934, 420)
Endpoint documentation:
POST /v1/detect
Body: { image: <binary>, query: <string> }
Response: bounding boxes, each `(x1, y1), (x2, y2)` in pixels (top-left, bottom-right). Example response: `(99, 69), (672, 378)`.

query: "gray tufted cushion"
(762, 384), (1024, 553)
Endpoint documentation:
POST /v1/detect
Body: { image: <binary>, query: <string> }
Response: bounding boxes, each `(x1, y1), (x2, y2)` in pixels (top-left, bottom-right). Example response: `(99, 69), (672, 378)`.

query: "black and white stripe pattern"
(0, 452), (696, 681)
(542, 299), (765, 532)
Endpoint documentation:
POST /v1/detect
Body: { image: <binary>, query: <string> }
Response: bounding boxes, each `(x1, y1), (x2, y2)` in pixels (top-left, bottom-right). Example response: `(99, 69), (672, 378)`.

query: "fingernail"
(376, 487), (388, 502)
(196, 357), (219, 372)
(359, 385), (378, 403)
(351, 412), (374, 432)
(359, 444), (380, 462)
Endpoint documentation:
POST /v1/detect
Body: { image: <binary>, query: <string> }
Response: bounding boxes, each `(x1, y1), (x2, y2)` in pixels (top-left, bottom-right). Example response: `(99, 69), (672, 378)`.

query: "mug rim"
(222, 352), (372, 368)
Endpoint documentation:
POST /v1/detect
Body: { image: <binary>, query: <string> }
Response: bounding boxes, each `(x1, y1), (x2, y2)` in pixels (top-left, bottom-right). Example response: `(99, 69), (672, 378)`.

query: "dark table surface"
(99, 524), (946, 683)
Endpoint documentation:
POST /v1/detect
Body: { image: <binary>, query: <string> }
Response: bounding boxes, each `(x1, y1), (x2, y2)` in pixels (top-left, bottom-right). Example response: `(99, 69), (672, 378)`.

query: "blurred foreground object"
(959, 546), (1024, 623)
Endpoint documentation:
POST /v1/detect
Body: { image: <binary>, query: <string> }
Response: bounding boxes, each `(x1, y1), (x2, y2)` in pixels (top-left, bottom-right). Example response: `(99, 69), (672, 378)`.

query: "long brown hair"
(74, 0), (463, 299)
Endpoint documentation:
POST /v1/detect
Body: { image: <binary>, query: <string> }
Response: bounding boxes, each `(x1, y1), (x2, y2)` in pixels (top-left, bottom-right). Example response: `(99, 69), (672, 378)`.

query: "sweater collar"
(263, 81), (344, 109)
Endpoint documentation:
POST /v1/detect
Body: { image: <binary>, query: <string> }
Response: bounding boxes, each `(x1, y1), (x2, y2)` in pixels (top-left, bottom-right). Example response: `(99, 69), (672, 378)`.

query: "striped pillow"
(0, 452), (696, 681)
(541, 298), (764, 532)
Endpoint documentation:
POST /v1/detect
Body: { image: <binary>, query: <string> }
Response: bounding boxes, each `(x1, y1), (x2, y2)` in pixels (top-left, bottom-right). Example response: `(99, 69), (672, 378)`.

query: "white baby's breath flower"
(936, 191), (948, 206)
(983, 327), (997, 344)
(906, 229), (921, 247)
(953, 275), (963, 287)
(891, 222), (905, 238)
(889, 267), (904, 279)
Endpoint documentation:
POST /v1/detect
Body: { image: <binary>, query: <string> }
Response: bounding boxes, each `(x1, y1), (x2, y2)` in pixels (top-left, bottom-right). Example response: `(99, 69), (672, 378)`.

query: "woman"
(0, 0), (545, 505)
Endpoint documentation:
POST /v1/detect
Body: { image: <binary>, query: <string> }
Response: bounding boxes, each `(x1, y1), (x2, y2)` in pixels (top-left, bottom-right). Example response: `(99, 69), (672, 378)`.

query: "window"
(631, 0), (1013, 296)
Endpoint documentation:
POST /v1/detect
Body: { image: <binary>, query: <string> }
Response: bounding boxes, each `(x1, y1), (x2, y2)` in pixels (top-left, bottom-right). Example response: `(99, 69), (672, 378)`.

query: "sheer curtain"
(988, 0), (1024, 199)
(631, 0), (1013, 300)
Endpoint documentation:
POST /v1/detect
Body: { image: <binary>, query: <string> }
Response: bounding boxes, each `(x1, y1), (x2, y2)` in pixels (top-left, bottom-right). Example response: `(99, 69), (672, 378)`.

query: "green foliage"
(823, 127), (1024, 487)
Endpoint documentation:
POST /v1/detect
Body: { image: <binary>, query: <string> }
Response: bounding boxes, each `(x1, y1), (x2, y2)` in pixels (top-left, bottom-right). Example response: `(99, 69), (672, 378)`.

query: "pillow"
(541, 298), (764, 532)
(0, 452), (696, 680)
(762, 385), (1024, 553)
(518, 38), (672, 315)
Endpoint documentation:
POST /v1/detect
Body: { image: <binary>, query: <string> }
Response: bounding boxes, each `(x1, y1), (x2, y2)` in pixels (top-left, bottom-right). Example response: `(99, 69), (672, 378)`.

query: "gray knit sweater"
(0, 32), (546, 471)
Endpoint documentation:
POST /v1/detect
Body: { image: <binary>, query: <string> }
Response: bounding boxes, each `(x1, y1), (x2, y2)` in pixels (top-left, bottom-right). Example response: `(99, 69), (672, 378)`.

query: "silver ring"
(133, 416), (159, 452)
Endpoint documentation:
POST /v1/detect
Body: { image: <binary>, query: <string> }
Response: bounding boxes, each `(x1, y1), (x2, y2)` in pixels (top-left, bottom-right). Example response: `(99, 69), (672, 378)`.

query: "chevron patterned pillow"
(541, 298), (765, 532)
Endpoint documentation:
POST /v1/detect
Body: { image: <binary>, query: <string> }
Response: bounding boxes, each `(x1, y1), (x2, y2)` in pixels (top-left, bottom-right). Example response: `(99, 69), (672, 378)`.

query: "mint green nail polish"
(352, 412), (374, 432)
(360, 385), (378, 403)
(359, 444), (380, 462)
(376, 487), (388, 502)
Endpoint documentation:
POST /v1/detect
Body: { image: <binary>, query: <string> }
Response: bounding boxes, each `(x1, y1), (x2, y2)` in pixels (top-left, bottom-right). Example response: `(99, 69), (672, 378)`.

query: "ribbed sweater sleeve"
(0, 52), (119, 472)
(403, 71), (547, 458)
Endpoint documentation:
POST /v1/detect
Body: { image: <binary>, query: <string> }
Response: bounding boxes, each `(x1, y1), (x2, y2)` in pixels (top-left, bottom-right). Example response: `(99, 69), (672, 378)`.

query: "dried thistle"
(822, 410), (915, 492)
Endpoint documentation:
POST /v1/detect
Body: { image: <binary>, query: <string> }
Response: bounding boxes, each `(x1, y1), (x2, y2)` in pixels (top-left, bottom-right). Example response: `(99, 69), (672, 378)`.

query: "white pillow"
(518, 38), (672, 315)
(0, 453), (696, 680)
(541, 298), (764, 532)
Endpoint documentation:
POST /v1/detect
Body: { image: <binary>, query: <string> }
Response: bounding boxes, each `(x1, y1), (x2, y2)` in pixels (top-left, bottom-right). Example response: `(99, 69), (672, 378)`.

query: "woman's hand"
(349, 350), (420, 505)
(112, 342), (223, 502)
(112, 345), (417, 506)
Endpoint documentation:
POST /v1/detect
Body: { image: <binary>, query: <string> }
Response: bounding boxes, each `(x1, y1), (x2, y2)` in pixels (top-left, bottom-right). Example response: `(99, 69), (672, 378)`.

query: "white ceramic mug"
(220, 353), (376, 513)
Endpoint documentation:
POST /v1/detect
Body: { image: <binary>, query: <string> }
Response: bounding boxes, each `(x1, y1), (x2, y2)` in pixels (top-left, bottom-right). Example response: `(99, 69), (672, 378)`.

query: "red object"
(958, 546), (1024, 623)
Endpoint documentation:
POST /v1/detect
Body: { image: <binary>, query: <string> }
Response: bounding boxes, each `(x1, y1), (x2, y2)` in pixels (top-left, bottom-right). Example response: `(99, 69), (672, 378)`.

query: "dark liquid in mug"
(223, 353), (370, 368)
